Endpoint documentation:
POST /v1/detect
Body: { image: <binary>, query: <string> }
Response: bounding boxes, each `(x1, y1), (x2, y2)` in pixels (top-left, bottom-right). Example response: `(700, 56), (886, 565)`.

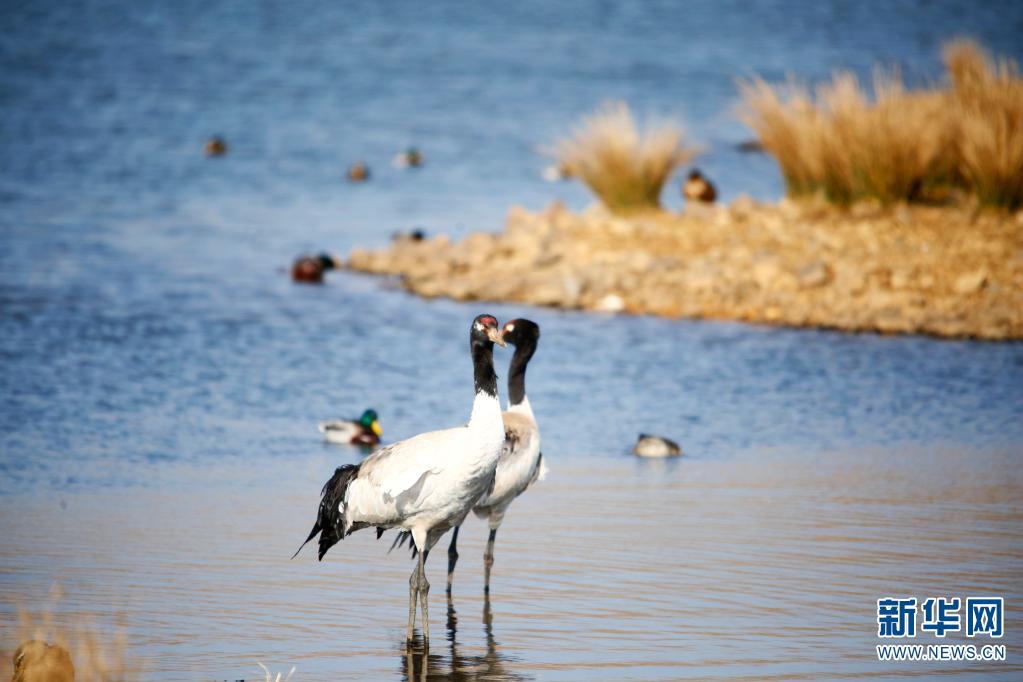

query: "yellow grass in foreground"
(739, 40), (1023, 209)
(3, 588), (132, 682)
(556, 101), (695, 213)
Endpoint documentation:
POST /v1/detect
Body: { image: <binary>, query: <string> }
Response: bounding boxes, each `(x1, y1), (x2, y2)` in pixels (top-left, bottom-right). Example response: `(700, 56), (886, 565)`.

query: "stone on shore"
(344, 200), (1023, 340)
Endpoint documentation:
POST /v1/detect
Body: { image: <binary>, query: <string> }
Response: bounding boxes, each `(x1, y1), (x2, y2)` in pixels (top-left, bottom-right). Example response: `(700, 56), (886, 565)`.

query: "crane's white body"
(473, 396), (546, 529)
(346, 392), (505, 547)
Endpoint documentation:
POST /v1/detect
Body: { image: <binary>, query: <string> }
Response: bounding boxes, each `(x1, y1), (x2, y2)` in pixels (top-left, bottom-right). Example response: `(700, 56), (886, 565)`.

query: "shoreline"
(347, 199), (1023, 340)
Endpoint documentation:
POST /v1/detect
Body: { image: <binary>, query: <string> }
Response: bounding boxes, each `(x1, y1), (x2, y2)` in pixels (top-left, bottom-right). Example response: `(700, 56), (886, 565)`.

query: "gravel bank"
(348, 199), (1023, 340)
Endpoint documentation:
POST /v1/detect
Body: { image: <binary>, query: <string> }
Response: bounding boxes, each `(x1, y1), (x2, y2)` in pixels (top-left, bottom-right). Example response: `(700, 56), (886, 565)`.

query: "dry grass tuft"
(556, 101), (696, 213)
(257, 661), (297, 682)
(736, 77), (829, 197)
(945, 40), (1023, 209)
(739, 39), (1023, 209)
(3, 586), (133, 682)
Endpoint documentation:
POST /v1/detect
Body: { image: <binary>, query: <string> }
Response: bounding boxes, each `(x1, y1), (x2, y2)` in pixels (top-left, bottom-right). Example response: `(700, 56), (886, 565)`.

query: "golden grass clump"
(739, 39), (1023, 209)
(3, 586), (133, 682)
(735, 78), (830, 197)
(556, 101), (696, 213)
(945, 40), (1023, 209)
(738, 71), (952, 205)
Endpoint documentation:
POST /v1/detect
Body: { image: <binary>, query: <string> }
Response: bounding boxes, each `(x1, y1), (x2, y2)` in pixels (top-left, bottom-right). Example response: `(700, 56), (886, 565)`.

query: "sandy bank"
(347, 199), (1023, 340)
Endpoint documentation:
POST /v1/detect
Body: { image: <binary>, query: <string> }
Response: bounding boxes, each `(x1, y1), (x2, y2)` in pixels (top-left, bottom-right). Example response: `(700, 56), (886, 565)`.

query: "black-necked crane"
(447, 318), (545, 593)
(292, 314), (507, 645)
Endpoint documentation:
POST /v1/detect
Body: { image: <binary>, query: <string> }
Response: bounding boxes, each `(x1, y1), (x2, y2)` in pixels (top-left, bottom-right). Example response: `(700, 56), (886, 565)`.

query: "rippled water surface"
(2, 1), (1023, 680)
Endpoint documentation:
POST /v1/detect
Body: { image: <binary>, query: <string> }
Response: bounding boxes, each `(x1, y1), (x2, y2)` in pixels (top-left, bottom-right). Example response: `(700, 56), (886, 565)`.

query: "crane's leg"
(483, 527), (498, 594)
(446, 526), (460, 593)
(417, 543), (430, 645)
(407, 561), (419, 644)
(409, 527), (431, 647)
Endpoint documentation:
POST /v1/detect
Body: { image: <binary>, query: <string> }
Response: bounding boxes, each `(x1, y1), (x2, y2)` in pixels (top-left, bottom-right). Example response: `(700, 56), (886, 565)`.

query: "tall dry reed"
(556, 102), (695, 213)
(945, 40), (1023, 209)
(739, 40), (1023, 209)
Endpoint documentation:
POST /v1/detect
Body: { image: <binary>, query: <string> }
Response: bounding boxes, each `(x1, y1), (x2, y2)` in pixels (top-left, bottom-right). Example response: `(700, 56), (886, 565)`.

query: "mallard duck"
(13, 641), (75, 682)
(632, 433), (682, 457)
(291, 253), (339, 284)
(319, 408), (382, 446)
(393, 147), (423, 168)
(347, 161), (370, 182)
(683, 169), (717, 203)
(205, 136), (227, 157)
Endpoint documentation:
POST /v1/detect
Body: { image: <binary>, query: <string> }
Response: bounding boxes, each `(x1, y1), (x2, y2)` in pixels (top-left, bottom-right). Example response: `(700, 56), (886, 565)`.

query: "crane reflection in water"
(401, 595), (529, 682)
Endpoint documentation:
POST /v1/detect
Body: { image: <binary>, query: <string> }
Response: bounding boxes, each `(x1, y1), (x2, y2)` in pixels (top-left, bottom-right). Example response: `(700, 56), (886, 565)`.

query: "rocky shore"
(347, 199), (1023, 340)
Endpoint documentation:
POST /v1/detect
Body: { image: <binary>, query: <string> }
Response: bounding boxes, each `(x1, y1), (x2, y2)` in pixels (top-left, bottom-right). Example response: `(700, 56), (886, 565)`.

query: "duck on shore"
(683, 169), (716, 203)
(632, 433), (682, 457)
(347, 161), (371, 182)
(319, 409), (383, 446)
(291, 253), (340, 284)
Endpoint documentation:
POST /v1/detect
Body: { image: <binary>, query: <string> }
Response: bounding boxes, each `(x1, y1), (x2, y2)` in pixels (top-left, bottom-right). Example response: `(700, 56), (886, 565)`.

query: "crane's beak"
(371, 420), (383, 437)
(487, 326), (506, 347)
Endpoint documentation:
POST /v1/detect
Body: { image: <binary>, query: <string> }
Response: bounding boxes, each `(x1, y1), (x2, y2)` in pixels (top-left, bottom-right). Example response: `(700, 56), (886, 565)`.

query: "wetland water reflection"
(401, 596), (527, 682)
(7, 432), (1021, 680)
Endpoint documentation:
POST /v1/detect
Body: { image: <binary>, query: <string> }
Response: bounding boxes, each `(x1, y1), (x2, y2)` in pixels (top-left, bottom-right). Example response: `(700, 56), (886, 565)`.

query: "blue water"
(2, 1), (1023, 680)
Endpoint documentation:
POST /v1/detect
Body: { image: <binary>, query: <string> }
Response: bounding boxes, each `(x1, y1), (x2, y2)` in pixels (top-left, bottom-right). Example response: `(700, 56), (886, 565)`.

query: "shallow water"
(2, 1), (1023, 680)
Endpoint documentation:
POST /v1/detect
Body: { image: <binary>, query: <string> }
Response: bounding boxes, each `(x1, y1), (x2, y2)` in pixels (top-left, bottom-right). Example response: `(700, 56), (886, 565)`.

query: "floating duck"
(392, 147), (423, 168)
(347, 161), (371, 182)
(541, 161), (575, 182)
(391, 228), (427, 243)
(683, 169), (717, 203)
(13, 640), (75, 682)
(291, 253), (340, 284)
(319, 409), (382, 446)
(736, 139), (765, 154)
(205, 136), (227, 157)
(632, 433), (682, 457)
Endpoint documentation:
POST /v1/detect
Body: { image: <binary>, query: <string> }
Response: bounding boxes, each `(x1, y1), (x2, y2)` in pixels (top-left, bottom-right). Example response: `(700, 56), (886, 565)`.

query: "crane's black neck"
(472, 340), (498, 398)
(507, 340), (536, 407)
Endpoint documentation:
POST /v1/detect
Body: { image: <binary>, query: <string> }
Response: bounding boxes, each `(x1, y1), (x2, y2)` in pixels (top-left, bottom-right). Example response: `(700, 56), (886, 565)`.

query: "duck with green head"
(319, 409), (382, 446)
(393, 146), (423, 168)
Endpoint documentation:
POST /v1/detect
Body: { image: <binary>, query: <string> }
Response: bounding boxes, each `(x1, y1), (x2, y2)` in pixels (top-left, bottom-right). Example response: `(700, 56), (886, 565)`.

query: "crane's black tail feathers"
(387, 530), (418, 558)
(292, 464), (361, 561)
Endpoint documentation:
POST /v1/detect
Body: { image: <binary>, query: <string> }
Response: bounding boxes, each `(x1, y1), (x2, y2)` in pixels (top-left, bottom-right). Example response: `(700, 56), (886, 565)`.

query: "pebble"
(954, 270), (987, 294)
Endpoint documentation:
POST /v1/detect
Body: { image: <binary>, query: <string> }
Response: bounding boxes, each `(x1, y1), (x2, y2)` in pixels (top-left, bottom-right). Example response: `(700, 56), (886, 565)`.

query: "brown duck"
(204, 136), (227, 157)
(683, 169), (717, 203)
(291, 253), (340, 284)
(347, 161), (371, 182)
